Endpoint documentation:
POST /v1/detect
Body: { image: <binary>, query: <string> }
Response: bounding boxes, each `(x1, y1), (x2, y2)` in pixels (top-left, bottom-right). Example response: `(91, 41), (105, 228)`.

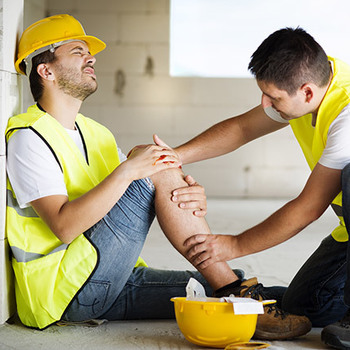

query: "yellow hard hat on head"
(15, 14), (106, 75)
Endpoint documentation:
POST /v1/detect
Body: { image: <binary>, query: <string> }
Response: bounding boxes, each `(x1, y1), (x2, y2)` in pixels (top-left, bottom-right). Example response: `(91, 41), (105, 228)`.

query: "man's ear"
(37, 63), (55, 81)
(301, 83), (314, 103)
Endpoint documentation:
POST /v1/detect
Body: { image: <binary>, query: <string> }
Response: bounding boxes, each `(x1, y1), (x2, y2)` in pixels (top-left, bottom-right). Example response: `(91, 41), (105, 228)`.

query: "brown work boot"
(215, 277), (312, 340)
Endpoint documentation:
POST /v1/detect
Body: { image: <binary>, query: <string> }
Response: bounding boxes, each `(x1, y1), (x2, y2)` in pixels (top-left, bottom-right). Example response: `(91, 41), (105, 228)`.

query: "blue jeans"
(63, 178), (214, 321)
(273, 163), (350, 327)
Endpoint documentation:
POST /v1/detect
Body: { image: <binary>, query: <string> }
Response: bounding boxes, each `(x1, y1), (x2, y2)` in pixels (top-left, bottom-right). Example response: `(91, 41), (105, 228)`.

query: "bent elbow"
(50, 224), (76, 245)
(292, 194), (328, 228)
(58, 235), (74, 245)
(304, 207), (325, 227)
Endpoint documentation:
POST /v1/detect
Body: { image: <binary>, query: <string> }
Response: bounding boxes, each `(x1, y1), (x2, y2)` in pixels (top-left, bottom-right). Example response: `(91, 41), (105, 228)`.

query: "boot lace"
(241, 282), (288, 320)
(264, 303), (288, 320)
(240, 282), (266, 300)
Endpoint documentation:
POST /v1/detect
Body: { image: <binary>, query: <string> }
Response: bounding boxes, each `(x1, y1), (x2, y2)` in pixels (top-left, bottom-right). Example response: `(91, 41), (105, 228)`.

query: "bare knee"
(150, 168), (187, 191)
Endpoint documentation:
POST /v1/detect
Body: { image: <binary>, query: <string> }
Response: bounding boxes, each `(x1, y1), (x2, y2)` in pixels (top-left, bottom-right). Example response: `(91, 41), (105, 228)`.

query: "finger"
(128, 144), (149, 154)
(178, 202), (207, 217)
(128, 144), (157, 158)
(153, 134), (170, 148)
(186, 241), (208, 260)
(183, 234), (208, 247)
(191, 251), (212, 268)
(173, 186), (204, 197)
(153, 157), (182, 167)
(151, 147), (180, 158)
(178, 200), (207, 216)
(126, 146), (138, 158)
(193, 209), (207, 217)
(178, 201), (205, 210)
(196, 256), (214, 269)
(153, 161), (183, 172)
(173, 192), (204, 202)
(152, 154), (167, 165)
(152, 152), (182, 165)
(184, 175), (197, 186)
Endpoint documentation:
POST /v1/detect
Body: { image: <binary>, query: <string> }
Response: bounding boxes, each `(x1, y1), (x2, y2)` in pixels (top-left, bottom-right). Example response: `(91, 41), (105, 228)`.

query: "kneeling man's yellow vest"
(289, 57), (350, 242)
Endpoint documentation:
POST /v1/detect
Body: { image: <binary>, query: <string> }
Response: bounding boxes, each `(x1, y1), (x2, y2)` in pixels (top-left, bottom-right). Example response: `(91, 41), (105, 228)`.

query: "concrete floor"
(0, 198), (340, 350)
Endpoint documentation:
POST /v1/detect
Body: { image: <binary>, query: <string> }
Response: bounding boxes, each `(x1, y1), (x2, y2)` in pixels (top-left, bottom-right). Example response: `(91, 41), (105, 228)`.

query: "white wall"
(22, 0), (48, 109)
(42, 0), (309, 199)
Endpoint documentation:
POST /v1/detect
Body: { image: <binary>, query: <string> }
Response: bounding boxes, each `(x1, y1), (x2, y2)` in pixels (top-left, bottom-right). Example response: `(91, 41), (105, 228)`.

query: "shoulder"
(7, 128), (56, 163)
(8, 128), (44, 148)
(7, 105), (44, 130)
(329, 104), (350, 134)
(319, 103), (350, 169)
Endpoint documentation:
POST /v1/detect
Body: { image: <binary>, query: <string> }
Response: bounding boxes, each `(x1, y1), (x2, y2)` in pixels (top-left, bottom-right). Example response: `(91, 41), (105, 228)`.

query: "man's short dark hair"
(21, 50), (57, 102)
(248, 27), (330, 95)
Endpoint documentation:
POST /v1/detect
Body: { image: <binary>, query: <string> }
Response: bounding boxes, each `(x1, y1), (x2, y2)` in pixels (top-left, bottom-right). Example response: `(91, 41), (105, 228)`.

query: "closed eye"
(70, 46), (91, 56)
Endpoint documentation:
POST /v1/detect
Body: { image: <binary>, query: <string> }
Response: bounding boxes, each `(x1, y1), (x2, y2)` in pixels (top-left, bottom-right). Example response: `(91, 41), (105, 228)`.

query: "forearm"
(34, 164), (132, 244)
(185, 196), (326, 269)
(232, 165), (342, 259)
(231, 197), (320, 259)
(175, 117), (245, 165)
(175, 105), (285, 165)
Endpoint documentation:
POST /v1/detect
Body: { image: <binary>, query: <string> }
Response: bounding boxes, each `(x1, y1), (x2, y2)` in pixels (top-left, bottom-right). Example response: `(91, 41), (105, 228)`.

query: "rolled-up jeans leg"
(63, 178), (156, 321)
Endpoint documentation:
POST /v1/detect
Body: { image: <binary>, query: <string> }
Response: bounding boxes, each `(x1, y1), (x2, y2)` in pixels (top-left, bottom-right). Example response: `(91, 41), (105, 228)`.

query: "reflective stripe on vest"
(11, 244), (68, 263)
(7, 189), (38, 218)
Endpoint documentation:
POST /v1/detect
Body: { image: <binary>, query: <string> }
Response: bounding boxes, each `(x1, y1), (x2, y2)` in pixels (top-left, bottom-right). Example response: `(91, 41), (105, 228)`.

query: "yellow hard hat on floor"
(15, 14), (106, 75)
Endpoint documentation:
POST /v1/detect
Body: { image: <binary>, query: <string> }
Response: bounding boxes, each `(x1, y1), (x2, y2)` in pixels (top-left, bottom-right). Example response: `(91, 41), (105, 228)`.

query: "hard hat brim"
(15, 35), (106, 75)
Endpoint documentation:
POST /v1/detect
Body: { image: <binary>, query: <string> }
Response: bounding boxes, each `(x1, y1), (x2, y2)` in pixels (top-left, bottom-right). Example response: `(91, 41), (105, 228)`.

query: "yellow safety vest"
(6, 105), (146, 329)
(289, 57), (350, 242)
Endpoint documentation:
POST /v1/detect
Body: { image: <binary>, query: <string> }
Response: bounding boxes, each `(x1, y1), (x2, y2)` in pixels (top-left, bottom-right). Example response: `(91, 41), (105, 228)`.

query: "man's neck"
(38, 94), (82, 129)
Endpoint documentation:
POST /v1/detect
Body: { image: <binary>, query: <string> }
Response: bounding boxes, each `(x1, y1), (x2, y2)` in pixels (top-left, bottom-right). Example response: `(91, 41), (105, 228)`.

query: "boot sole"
(321, 331), (350, 350)
(254, 325), (311, 341)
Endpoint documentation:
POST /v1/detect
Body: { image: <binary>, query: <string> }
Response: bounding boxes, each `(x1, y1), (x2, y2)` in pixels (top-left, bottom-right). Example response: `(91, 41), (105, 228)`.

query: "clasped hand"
(171, 174), (207, 217)
(183, 234), (235, 269)
(126, 134), (182, 179)
(126, 134), (207, 216)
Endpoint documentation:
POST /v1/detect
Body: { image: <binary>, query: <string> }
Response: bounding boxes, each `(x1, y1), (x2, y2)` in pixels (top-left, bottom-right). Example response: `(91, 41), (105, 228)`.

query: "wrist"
(174, 146), (186, 165)
(115, 161), (135, 184)
(229, 235), (241, 259)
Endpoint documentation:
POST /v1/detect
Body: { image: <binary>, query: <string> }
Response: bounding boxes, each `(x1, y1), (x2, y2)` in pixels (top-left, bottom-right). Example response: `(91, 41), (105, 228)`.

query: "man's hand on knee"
(172, 175), (207, 217)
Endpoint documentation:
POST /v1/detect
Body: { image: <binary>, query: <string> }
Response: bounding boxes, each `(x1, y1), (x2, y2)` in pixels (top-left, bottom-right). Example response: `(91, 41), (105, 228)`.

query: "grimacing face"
(50, 41), (97, 101)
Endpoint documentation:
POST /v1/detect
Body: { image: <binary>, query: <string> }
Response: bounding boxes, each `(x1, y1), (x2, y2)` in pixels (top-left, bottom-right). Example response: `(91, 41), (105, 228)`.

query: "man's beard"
(56, 65), (97, 101)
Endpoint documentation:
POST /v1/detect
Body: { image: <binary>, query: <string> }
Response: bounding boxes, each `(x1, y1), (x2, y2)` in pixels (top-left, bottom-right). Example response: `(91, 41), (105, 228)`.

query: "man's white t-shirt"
(264, 104), (350, 170)
(7, 128), (127, 209)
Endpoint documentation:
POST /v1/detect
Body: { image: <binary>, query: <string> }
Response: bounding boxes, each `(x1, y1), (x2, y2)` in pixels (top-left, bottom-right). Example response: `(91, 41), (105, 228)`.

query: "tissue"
(186, 277), (207, 301)
(185, 278), (264, 315)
